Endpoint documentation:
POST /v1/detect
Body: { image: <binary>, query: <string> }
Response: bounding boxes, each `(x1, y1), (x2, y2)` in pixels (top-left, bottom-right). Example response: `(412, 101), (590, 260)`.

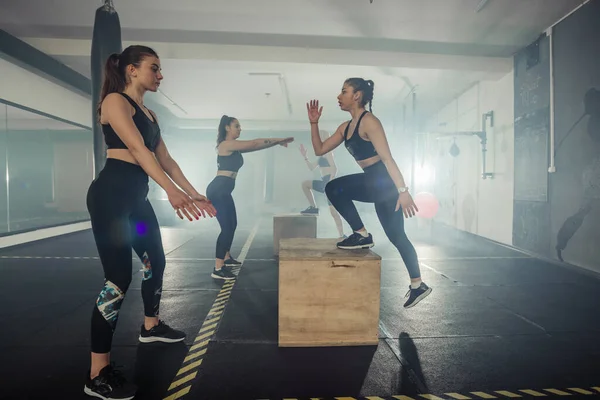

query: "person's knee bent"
(325, 179), (337, 198)
(95, 273), (131, 330)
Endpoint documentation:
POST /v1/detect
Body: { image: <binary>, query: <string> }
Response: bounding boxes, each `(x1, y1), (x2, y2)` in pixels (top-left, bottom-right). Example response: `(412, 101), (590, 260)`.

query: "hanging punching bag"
(91, 1), (122, 177)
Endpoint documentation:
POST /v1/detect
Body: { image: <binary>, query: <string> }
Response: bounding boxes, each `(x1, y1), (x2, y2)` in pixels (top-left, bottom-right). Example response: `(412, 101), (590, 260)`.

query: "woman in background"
(207, 115), (294, 280)
(298, 130), (345, 238)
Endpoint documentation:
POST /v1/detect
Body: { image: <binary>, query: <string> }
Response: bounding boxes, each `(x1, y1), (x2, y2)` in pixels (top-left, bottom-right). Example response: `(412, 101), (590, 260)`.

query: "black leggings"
(312, 174), (332, 205)
(206, 176), (237, 260)
(325, 161), (421, 279)
(87, 159), (166, 353)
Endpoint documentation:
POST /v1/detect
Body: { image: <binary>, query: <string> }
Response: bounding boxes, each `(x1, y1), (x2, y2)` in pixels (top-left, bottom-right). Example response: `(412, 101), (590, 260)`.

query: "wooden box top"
(274, 213), (317, 219)
(279, 238), (381, 261)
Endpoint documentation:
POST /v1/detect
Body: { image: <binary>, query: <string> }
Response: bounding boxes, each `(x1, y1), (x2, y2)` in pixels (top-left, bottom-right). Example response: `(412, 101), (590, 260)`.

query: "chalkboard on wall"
(514, 107), (549, 201)
(514, 35), (551, 202)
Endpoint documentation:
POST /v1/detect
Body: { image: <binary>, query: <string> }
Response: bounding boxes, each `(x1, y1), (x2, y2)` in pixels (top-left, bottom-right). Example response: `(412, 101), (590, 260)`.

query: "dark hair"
(217, 115), (237, 146)
(345, 78), (375, 112)
(97, 45), (159, 119)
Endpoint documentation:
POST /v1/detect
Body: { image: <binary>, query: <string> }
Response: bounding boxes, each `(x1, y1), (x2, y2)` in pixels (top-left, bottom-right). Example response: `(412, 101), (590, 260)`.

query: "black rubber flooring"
(1, 216), (599, 400)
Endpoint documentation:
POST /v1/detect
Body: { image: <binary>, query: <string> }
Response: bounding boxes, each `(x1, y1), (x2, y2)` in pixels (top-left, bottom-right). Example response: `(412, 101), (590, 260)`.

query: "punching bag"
(91, 1), (122, 177)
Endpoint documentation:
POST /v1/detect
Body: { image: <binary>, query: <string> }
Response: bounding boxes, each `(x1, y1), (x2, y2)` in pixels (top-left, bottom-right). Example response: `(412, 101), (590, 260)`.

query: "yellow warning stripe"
(163, 386), (190, 400)
(176, 359), (202, 376)
(446, 393), (472, 399)
(161, 284), (231, 398)
(168, 371), (197, 390)
(161, 220), (260, 400)
(568, 388), (594, 395)
(250, 386), (600, 400)
(543, 389), (571, 396)
(183, 347), (206, 363)
(495, 391), (522, 398)
(161, 279), (235, 400)
(471, 392), (497, 398)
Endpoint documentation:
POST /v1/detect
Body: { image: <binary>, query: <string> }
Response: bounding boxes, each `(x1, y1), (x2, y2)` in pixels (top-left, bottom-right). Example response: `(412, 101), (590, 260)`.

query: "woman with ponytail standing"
(306, 78), (432, 309)
(85, 45), (216, 400)
(206, 115), (294, 280)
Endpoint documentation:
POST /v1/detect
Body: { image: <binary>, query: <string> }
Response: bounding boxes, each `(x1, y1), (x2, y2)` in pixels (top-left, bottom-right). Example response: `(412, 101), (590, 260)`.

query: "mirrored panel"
(0, 102), (93, 234)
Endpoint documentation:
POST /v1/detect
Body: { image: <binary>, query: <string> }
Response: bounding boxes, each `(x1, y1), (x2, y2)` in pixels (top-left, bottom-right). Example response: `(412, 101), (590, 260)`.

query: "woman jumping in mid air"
(207, 115), (294, 280)
(306, 77), (432, 309)
(298, 131), (345, 238)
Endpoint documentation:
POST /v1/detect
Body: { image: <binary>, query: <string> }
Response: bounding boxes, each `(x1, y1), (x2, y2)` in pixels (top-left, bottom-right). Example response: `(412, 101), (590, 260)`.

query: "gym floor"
(1, 216), (599, 400)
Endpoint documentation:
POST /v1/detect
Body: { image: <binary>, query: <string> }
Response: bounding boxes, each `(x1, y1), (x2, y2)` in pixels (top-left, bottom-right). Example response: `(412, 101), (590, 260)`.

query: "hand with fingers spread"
(396, 191), (419, 218)
(167, 187), (203, 221)
(299, 143), (308, 158)
(191, 193), (217, 218)
(306, 100), (323, 123)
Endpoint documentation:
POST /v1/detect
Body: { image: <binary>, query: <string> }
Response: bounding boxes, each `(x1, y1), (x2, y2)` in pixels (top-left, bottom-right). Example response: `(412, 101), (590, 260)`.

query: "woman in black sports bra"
(298, 130), (345, 238)
(206, 115), (294, 280)
(85, 45), (216, 400)
(306, 77), (432, 309)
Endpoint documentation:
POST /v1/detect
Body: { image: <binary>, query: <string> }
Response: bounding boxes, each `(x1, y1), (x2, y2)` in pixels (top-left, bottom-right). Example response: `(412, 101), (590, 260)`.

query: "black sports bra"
(343, 111), (378, 161)
(217, 150), (244, 173)
(101, 93), (161, 152)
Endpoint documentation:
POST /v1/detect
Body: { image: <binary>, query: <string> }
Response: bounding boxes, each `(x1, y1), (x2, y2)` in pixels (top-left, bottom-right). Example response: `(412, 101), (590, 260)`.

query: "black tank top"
(101, 93), (161, 152)
(343, 111), (378, 161)
(217, 151), (244, 172)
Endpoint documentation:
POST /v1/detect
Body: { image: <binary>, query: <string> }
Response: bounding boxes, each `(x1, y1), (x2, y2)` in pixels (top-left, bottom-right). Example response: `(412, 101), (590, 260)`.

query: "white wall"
(0, 58), (92, 127)
(420, 71), (515, 245)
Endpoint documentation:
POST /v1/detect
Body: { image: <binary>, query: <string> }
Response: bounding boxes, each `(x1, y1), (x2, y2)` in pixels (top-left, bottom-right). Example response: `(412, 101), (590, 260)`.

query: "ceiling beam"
(21, 37), (512, 73)
(0, 29), (91, 97)
(0, 29), (179, 125)
(5, 24), (521, 57)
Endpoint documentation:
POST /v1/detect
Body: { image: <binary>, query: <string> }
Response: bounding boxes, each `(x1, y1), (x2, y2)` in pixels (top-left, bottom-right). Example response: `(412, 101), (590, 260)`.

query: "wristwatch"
(397, 186), (409, 193)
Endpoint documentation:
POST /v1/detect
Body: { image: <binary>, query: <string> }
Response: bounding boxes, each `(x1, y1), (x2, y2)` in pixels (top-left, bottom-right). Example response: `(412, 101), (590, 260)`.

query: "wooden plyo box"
(278, 238), (381, 347)
(272, 214), (317, 255)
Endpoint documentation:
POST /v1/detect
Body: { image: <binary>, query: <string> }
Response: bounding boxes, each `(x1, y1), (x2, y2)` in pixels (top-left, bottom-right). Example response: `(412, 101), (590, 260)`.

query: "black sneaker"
(224, 258), (242, 267)
(139, 320), (186, 344)
(211, 267), (236, 280)
(336, 232), (374, 249)
(300, 206), (319, 215)
(84, 363), (137, 400)
(403, 282), (432, 308)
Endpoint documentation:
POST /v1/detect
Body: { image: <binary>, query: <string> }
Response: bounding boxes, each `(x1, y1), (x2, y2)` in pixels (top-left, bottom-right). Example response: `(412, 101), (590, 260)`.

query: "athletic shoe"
(139, 320), (186, 343)
(403, 283), (432, 308)
(336, 232), (374, 249)
(300, 206), (319, 215)
(211, 268), (236, 280)
(84, 363), (137, 400)
(224, 258), (242, 267)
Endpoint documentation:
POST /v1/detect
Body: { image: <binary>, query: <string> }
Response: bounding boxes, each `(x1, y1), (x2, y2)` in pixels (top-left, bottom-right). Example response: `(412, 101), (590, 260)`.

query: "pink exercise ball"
(414, 192), (439, 219)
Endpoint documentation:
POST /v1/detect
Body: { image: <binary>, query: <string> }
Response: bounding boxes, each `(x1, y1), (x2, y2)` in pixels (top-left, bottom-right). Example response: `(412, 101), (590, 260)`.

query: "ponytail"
(217, 115), (236, 146)
(97, 53), (125, 120)
(365, 80), (374, 112)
